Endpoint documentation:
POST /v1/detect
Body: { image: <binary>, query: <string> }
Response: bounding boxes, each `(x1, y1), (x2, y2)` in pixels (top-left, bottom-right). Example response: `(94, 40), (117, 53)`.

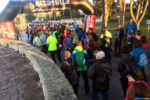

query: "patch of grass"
(95, 20), (150, 43)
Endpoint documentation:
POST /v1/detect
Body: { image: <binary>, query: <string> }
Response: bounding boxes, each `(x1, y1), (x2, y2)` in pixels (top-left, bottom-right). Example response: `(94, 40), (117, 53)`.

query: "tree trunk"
(118, 0), (126, 27)
(101, 0), (108, 33)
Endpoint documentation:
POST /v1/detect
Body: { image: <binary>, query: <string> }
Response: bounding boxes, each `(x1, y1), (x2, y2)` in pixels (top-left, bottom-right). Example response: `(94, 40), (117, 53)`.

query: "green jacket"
(47, 36), (58, 51)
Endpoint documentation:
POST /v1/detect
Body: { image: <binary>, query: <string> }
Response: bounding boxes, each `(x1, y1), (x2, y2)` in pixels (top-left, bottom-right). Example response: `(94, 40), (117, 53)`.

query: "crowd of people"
(24, 18), (150, 100)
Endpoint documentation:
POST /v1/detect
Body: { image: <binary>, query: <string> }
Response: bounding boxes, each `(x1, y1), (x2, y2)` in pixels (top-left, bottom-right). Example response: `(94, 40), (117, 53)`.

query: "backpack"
(137, 53), (148, 67)
(57, 42), (63, 50)
(75, 50), (85, 69)
(118, 56), (137, 78)
(66, 37), (72, 47)
(95, 61), (112, 89)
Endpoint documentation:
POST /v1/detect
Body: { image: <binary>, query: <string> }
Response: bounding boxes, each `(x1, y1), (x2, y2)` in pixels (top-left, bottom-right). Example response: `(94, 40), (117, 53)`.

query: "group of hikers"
(25, 18), (150, 100)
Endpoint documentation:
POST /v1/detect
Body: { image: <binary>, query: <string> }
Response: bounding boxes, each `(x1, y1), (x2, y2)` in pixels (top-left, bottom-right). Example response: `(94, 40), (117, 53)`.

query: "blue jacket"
(130, 48), (146, 69)
(78, 30), (86, 40)
(125, 22), (137, 35)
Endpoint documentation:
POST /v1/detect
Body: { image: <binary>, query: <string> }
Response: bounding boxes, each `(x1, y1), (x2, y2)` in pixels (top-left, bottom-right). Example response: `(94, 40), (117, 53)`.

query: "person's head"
(141, 36), (147, 43)
(95, 51), (105, 60)
(89, 39), (98, 49)
(89, 28), (93, 33)
(133, 39), (142, 48)
(105, 27), (108, 31)
(76, 41), (82, 46)
(127, 68), (144, 82)
(118, 24), (122, 29)
(130, 18), (134, 23)
(64, 50), (71, 59)
(137, 30), (142, 36)
(122, 46), (131, 54)
(49, 31), (52, 36)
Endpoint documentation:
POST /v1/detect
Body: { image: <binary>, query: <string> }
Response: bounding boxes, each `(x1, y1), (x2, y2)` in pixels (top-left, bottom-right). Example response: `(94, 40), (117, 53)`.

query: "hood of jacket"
(75, 46), (83, 52)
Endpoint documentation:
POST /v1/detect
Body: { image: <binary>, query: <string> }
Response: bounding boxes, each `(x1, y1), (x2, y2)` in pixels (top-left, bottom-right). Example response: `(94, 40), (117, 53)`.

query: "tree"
(101, 0), (109, 33)
(25, 14), (36, 22)
(93, 0), (114, 17)
(130, 0), (149, 29)
(117, 0), (126, 27)
(93, 0), (103, 16)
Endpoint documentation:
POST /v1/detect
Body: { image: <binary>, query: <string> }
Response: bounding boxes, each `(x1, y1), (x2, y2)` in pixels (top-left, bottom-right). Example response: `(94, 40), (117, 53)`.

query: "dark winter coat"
(88, 59), (112, 91)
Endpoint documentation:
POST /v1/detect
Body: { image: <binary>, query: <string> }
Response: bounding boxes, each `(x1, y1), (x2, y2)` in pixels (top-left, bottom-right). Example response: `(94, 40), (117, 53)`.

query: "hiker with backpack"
(88, 51), (112, 100)
(127, 30), (135, 50)
(63, 32), (73, 51)
(126, 68), (150, 100)
(61, 51), (78, 95)
(88, 28), (99, 42)
(39, 31), (48, 54)
(125, 18), (137, 36)
(72, 41), (90, 95)
(78, 28), (87, 47)
(100, 31), (112, 62)
(130, 39), (148, 82)
(87, 39), (99, 64)
(118, 46), (136, 98)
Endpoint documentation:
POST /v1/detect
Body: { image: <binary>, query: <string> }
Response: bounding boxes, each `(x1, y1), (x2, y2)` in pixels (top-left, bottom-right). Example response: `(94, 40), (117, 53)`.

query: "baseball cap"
(96, 51), (105, 59)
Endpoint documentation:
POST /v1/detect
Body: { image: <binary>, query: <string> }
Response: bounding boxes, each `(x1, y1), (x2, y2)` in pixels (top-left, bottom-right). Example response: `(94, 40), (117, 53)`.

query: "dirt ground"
(0, 46), (44, 100)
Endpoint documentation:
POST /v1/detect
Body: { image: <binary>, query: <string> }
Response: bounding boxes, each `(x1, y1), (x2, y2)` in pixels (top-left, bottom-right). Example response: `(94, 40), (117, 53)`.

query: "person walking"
(126, 68), (150, 100)
(88, 51), (112, 100)
(125, 18), (137, 36)
(114, 24), (124, 56)
(72, 41), (90, 95)
(47, 32), (61, 63)
(130, 39), (148, 82)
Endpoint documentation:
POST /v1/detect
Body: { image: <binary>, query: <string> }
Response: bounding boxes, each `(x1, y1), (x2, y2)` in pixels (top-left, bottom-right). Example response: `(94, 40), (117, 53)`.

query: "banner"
(0, 0), (95, 23)
(85, 15), (96, 33)
(0, 22), (16, 40)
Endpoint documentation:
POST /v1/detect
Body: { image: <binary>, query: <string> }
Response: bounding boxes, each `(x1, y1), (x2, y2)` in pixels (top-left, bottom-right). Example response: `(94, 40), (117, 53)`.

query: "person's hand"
(65, 61), (70, 67)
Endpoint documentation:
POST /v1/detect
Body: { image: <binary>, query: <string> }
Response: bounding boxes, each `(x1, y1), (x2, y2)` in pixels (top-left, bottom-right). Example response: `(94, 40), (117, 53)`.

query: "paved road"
(0, 46), (44, 100)
(19, 33), (150, 100)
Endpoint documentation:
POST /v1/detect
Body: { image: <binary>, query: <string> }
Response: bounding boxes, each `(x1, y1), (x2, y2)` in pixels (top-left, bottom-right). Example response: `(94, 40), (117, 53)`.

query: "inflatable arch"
(0, 0), (95, 22)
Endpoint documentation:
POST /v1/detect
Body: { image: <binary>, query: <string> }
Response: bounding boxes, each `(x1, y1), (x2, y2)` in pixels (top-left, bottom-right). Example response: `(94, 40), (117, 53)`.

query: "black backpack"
(95, 61), (112, 90)
(118, 56), (137, 78)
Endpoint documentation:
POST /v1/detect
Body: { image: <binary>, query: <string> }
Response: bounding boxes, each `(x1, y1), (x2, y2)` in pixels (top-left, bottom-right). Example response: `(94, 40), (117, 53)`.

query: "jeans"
(92, 88), (109, 100)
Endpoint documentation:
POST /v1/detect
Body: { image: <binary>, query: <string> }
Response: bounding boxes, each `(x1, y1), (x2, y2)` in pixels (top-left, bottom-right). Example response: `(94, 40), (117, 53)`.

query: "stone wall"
(0, 39), (77, 100)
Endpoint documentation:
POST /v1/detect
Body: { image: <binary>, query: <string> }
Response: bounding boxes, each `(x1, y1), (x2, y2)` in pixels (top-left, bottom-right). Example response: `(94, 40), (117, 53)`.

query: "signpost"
(146, 20), (150, 40)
